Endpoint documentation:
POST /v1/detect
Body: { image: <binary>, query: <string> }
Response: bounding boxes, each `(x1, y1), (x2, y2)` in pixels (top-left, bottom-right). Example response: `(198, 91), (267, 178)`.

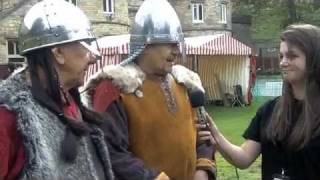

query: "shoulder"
(83, 63), (145, 94)
(256, 97), (279, 116)
(250, 97), (280, 129)
(171, 65), (204, 93)
(0, 77), (16, 102)
(92, 80), (120, 113)
(81, 63), (144, 110)
(243, 98), (279, 142)
(0, 71), (30, 107)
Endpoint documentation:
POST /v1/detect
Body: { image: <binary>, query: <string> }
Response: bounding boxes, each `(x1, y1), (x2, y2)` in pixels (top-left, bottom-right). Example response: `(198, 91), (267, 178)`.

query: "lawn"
(205, 97), (274, 180)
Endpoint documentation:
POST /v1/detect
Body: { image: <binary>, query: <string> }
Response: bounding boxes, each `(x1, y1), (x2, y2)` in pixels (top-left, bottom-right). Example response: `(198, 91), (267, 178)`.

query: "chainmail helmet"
(121, 0), (185, 65)
(18, 0), (96, 55)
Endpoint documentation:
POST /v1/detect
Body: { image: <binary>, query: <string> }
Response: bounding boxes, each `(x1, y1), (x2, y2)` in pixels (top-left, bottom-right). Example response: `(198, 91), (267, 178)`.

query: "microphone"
(188, 90), (211, 146)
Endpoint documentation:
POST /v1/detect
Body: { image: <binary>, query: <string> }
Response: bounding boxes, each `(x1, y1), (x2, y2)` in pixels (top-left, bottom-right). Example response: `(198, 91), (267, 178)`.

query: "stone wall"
(79, 0), (130, 36)
(232, 15), (253, 48)
(173, 0), (232, 37)
(0, 0), (37, 64)
(127, 0), (232, 37)
(0, 17), (20, 64)
(127, 0), (143, 26)
(0, 0), (130, 64)
(0, 0), (234, 64)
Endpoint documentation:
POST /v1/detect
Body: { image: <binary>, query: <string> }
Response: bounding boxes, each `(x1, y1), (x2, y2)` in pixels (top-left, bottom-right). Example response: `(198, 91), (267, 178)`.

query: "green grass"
(205, 97), (274, 180)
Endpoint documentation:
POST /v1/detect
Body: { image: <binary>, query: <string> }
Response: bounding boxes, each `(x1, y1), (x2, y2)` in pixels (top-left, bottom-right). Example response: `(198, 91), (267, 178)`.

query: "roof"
(185, 34), (252, 55)
(97, 34), (130, 55)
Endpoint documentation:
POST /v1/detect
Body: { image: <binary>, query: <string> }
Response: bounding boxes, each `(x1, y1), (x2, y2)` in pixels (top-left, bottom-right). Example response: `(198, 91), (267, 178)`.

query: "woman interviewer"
(198, 24), (320, 180)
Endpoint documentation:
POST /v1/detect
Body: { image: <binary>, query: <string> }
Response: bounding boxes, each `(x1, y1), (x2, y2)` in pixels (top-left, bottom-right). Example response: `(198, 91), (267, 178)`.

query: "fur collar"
(81, 63), (204, 104)
(0, 73), (114, 180)
(83, 63), (145, 95)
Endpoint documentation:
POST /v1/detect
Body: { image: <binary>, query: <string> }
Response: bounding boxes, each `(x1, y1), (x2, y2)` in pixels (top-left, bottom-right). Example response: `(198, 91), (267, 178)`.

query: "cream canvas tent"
(182, 34), (253, 104)
(85, 34), (255, 105)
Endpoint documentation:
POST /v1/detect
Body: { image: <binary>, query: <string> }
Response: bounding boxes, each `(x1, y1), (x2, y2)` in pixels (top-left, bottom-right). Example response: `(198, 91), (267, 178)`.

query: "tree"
(233, 0), (279, 14)
(287, 0), (297, 23)
(232, 0), (320, 40)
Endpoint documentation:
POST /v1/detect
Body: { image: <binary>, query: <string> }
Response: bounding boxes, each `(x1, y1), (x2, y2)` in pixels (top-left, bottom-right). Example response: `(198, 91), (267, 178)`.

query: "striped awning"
(98, 34), (130, 55)
(85, 34), (252, 82)
(185, 34), (252, 55)
(97, 34), (251, 56)
(84, 35), (130, 82)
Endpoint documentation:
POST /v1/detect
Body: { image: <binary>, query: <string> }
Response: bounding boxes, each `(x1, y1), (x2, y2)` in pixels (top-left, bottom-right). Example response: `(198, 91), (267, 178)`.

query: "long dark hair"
(266, 24), (320, 150)
(25, 47), (104, 162)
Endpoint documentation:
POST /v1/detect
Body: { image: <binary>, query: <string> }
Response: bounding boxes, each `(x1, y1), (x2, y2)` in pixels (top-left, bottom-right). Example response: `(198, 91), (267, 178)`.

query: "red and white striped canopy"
(84, 35), (129, 82)
(85, 34), (252, 82)
(98, 34), (130, 55)
(97, 33), (251, 56)
(185, 34), (251, 55)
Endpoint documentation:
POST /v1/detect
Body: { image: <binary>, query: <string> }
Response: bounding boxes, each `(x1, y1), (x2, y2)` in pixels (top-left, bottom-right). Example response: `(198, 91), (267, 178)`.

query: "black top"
(243, 98), (320, 180)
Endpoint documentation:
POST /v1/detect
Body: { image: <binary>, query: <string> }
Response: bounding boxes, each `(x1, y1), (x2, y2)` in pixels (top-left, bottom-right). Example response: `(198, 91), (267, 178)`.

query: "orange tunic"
(120, 77), (197, 180)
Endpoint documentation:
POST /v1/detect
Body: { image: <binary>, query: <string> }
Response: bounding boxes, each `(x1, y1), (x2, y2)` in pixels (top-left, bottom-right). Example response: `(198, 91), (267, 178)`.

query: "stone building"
(232, 14), (253, 48)
(0, 0), (37, 67)
(173, 0), (232, 37)
(0, 0), (232, 78)
(128, 0), (232, 37)
(0, 0), (130, 67)
(128, 0), (143, 26)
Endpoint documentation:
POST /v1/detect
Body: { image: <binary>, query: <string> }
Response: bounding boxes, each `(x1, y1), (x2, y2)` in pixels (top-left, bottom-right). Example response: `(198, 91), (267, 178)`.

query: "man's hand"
(196, 113), (219, 146)
(193, 170), (209, 180)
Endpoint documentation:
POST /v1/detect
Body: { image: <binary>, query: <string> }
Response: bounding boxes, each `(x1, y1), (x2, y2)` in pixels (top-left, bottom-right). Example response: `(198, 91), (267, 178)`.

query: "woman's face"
(53, 41), (98, 88)
(279, 41), (306, 85)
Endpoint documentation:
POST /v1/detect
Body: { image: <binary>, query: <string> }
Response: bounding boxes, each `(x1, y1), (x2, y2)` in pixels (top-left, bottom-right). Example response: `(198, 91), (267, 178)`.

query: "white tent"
(182, 34), (253, 104)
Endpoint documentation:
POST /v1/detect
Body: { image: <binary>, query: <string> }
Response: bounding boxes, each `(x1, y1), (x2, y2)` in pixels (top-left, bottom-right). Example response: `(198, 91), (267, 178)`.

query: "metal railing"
(253, 75), (282, 97)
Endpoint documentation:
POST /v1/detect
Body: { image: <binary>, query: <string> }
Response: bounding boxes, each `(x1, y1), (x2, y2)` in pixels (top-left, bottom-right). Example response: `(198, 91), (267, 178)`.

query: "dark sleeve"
(99, 100), (159, 180)
(196, 143), (217, 180)
(243, 98), (278, 142)
(242, 109), (262, 142)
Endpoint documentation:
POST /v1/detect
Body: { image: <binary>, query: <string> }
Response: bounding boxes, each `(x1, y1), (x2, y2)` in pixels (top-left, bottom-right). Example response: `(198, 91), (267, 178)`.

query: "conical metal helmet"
(18, 0), (96, 55)
(122, 0), (184, 65)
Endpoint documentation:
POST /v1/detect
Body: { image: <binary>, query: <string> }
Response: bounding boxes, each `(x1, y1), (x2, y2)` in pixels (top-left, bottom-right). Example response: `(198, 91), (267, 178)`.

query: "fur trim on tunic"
(171, 65), (204, 93)
(81, 63), (204, 107)
(0, 72), (114, 180)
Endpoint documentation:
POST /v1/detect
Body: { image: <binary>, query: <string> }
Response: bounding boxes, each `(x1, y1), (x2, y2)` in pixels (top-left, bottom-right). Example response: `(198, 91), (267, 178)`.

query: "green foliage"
(296, 3), (320, 26)
(233, 0), (279, 14)
(233, 1), (320, 40)
(251, 7), (287, 40)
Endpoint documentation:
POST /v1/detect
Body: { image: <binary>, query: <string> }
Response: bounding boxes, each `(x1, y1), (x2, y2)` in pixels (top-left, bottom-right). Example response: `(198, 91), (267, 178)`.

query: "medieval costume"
(0, 1), (114, 179)
(83, 64), (216, 180)
(82, 0), (216, 179)
(0, 71), (113, 180)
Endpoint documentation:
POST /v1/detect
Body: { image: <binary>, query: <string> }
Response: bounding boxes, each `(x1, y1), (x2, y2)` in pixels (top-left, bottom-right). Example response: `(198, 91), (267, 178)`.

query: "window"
(220, 3), (227, 23)
(192, 3), (204, 23)
(65, 0), (77, 6)
(103, 0), (114, 15)
(7, 39), (25, 66)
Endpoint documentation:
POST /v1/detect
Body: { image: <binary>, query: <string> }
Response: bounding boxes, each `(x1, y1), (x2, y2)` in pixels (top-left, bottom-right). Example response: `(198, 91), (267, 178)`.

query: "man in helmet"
(0, 0), (114, 179)
(83, 0), (216, 179)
